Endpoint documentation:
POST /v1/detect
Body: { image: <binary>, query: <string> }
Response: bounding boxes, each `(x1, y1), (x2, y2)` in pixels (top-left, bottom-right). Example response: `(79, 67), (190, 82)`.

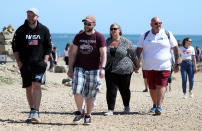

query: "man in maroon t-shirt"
(67, 15), (107, 125)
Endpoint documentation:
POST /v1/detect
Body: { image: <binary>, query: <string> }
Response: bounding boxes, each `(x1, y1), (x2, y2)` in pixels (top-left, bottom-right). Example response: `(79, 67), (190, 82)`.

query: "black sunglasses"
(110, 28), (119, 31)
(154, 22), (162, 25)
(84, 22), (94, 26)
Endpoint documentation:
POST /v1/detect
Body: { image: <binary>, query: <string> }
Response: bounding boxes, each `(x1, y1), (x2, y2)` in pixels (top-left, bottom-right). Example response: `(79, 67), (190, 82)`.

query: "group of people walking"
(11, 8), (198, 125)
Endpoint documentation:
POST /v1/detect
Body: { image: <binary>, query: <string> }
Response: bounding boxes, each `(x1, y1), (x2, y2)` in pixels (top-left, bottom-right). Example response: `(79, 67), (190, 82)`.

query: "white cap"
(27, 8), (39, 16)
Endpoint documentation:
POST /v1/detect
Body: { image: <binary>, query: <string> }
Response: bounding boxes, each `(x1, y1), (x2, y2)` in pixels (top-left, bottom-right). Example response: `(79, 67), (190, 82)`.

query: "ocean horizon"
(51, 33), (202, 56)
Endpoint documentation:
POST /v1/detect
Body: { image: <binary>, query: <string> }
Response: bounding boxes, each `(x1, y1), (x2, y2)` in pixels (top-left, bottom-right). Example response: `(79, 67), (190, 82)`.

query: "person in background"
(195, 46), (201, 63)
(52, 47), (58, 66)
(12, 8), (51, 123)
(177, 40), (182, 47)
(166, 49), (175, 92)
(104, 23), (139, 116)
(49, 44), (54, 72)
(179, 38), (197, 99)
(142, 70), (148, 92)
(136, 17), (180, 115)
(67, 15), (107, 125)
(64, 43), (70, 65)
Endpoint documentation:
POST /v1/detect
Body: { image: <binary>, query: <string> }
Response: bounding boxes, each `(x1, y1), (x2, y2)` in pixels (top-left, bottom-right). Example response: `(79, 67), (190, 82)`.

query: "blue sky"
(0, 0), (201, 35)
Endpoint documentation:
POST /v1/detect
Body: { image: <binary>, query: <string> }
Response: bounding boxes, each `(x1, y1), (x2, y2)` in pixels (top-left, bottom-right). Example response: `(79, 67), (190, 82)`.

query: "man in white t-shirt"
(136, 17), (180, 115)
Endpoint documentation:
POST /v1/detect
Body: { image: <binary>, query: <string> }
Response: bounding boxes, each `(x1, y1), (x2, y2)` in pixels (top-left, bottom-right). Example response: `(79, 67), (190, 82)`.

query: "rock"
(54, 65), (67, 73)
(62, 78), (71, 84)
(197, 63), (202, 72)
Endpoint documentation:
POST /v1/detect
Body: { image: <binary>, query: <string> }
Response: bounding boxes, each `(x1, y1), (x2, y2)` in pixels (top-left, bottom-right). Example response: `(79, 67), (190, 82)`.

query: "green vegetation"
(0, 76), (13, 85)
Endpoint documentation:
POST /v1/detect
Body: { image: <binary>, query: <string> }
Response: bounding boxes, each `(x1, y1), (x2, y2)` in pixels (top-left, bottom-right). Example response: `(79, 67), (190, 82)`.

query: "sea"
(51, 33), (202, 56)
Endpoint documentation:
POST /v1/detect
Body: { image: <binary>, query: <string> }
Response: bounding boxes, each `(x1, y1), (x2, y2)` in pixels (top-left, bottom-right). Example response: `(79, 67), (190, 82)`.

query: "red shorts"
(145, 70), (171, 89)
(142, 70), (147, 79)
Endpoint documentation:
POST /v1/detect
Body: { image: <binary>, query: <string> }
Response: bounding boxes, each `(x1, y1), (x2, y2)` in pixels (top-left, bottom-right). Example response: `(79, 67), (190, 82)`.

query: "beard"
(28, 20), (37, 25)
(85, 27), (93, 32)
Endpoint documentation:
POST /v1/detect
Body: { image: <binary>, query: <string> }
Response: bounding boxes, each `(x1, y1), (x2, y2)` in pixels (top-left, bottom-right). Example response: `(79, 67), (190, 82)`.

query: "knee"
(32, 82), (41, 90)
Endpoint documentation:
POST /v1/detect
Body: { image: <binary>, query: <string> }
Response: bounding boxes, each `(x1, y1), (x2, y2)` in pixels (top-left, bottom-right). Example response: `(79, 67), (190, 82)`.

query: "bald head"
(151, 17), (161, 23)
(150, 17), (162, 34)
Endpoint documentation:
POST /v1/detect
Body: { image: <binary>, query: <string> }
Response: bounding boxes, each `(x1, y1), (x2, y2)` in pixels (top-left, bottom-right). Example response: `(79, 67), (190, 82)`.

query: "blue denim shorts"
(72, 67), (102, 98)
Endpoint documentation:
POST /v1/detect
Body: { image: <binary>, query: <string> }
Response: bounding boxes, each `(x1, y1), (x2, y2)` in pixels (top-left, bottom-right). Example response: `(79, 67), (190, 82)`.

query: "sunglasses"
(84, 22), (94, 26)
(187, 40), (192, 42)
(154, 22), (162, 25)
(110, 28), (119, 31)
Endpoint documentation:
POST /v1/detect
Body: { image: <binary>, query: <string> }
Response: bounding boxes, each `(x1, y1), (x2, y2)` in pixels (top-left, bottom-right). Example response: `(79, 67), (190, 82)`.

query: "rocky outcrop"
(0, 25), (15, 62)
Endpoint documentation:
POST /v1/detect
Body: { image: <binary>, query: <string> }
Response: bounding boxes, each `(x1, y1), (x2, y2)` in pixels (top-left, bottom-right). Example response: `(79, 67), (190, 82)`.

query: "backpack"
(144, 30), (170, 40)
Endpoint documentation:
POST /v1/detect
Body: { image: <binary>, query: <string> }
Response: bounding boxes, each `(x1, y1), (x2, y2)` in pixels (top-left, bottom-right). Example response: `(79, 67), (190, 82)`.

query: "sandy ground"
(0, 58), (202, 131)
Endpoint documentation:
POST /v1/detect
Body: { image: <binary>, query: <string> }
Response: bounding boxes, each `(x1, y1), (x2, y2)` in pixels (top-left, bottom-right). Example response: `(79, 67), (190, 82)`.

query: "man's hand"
(99, 69), (105, 78)
(67, 70), (74, 79)
(17, 61), (23, 69)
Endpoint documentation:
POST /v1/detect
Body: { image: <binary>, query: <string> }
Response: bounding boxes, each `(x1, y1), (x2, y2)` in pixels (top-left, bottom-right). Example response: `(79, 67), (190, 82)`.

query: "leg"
(26, 82), (41, 123)
(105, 72), (118, 111)
(26, 86), (34, 109)
(187, 62), (194, 92)
(118, 74), (132, 109)
(155, 70), (171, 115)
(180, 62), (188, 94)
(74, 94), (84, 111)
(86, 97), (95, 115)
(32, 82), (42, 111)
(142, 70), (148, 92)
(156, 85), (166, 106)
(143, 78), (148, 92)
(149, 89), (157, 105)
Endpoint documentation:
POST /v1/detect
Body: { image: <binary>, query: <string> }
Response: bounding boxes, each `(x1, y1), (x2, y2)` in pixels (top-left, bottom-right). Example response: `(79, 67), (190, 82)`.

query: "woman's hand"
(134, 61), (140, 73)
(194, 66), (197, 74)
(174, 64), (180, 73)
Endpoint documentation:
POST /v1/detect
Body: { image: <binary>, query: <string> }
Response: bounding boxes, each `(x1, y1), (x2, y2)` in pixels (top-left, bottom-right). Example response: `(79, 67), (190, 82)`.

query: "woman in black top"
(104, 23), (139, 116)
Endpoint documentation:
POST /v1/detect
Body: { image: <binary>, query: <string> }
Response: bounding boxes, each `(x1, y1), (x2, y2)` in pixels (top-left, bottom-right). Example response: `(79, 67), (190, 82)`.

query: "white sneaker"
(32, 110), (40, 123)
(26, 110), (35, 123)
(183, 94), (187, 99)
(189, 92), (194, 98)
(104, 110), (113, 116)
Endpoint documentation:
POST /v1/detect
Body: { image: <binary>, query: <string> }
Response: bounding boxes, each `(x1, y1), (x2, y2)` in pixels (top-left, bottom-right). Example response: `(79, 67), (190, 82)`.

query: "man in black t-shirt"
(12, 8), (52, 123)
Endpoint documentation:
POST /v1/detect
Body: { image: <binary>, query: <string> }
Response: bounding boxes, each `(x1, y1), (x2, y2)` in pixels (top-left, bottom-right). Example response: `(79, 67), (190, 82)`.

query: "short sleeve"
(192, 47), (195, 55)
(168, 31), (177, 47)
(98, 33), (106, 48)
(137, 34), (145, 48)
(73, 33), (79, 46)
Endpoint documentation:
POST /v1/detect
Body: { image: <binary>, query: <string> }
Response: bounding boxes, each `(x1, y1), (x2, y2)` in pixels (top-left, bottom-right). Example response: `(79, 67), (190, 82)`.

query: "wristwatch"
(175, 64), (180, 67)
(101, 67), (105, 70)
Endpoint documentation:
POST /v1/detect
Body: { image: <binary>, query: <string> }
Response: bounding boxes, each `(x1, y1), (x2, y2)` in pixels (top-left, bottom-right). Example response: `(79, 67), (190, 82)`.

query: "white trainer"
(189, 92), (194, 98)
(32, 110), (40, 123)
(104, 110), (113, 116)
(183, 94), (187, 99)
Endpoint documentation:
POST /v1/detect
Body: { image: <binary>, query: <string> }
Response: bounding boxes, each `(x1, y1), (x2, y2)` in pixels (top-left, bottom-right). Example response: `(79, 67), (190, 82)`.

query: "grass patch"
(172, 76), (176, 80)
(0, 76), (13, 85)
